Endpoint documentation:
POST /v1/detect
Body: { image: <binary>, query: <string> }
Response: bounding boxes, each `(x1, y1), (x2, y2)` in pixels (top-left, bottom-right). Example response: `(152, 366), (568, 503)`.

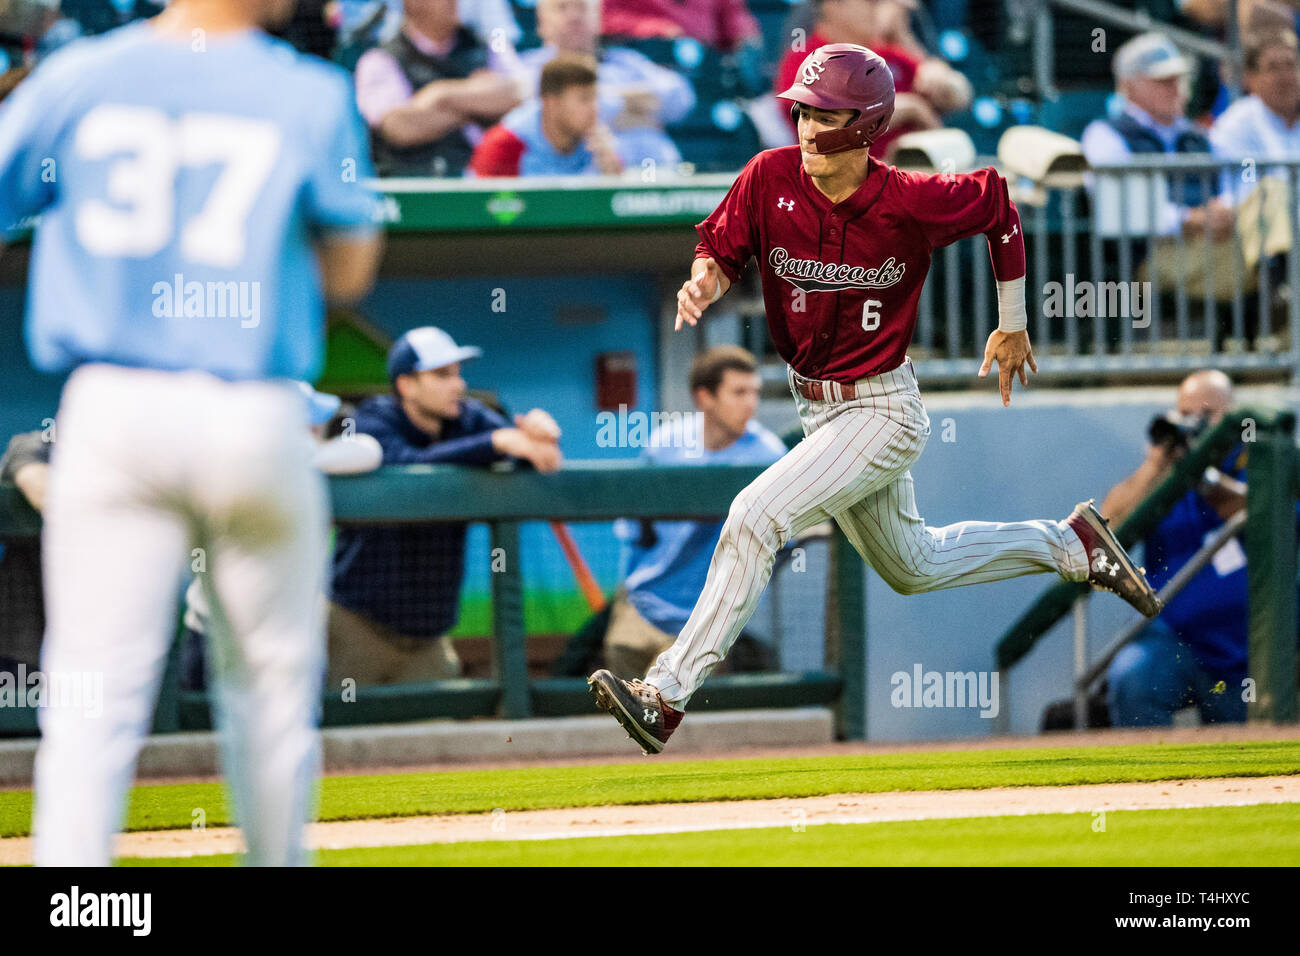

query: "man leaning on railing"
(328, 327), (562, 688)
(1098, 369), (1300, 726)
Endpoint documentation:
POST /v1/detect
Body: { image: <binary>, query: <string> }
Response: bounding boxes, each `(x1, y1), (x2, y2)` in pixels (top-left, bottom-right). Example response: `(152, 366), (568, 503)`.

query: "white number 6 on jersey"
(861, 299), (883, 332)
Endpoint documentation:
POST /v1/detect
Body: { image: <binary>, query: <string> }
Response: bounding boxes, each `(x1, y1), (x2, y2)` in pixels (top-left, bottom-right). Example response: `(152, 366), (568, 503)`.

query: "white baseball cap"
(1114, 32), (1193, 81)
(387, 326), (483, 381)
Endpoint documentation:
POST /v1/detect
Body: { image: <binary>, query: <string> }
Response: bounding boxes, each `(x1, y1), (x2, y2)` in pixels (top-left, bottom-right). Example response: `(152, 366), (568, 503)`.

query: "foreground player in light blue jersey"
(0, 0), (383, 865)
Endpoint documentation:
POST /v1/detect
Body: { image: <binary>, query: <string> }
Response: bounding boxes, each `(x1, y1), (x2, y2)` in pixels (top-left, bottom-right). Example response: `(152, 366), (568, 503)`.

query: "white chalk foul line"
(416, 797), (1300, 845)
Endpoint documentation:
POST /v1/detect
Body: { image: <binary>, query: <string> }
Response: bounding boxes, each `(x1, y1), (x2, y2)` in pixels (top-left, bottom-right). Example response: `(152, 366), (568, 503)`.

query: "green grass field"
(3, 739), (1298, 837)
(116, 804), (1300, 867)
(5, 739), (1298, 865)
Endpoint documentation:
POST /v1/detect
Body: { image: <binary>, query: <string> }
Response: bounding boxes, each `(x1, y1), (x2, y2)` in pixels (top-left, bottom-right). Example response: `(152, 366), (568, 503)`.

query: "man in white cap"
(328, 327), (561, 686)
(1081, 31), (1234, 240)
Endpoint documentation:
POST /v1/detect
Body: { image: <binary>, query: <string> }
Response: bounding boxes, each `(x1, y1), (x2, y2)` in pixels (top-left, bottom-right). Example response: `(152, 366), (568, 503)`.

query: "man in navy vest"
(355, 0), (525, 176)
(1081, 31), (1234, 241)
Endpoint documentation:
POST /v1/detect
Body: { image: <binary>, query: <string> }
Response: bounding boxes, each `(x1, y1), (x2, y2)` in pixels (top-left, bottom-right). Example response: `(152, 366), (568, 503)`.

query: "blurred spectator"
(1210, 30), (1300, 159)
(342, 0), (524, 53)
(0, 431), (50, 679)
(329, 327), (562, 687)
(470, 54), (624, 176)
(773, 0), (971, 158)
(601, 346), (786, 678)
(601, 0), (760, 53)
(1081, 31), (1234, 241)
(1098, 370), (1297, 726)
(270, 0), (340, 60)
(178, 385), (384, 693)
(518, 0), (693, 168)
(1179, 0), (1298, 116)
(1181, 0), (1298, 36)
(355, 0), (524, 177)
(865, 0), (925, 58)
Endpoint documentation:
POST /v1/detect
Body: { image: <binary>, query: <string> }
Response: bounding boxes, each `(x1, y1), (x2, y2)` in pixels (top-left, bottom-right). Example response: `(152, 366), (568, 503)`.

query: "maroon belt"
(792, 376), (856, 402)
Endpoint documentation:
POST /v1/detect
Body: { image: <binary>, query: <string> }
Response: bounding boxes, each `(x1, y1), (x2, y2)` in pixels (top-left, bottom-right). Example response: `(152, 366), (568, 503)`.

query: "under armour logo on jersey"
(643, 708), (658, 724)
(1090, 548), (1119, 578)
(778, 197), (795, 211)
(801, 59), (827, 85)
(1001, 224), (1019, 244)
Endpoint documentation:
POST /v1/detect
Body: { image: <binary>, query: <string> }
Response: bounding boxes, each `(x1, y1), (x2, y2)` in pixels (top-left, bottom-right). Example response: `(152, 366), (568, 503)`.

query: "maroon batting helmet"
(777, 43), (896, 153)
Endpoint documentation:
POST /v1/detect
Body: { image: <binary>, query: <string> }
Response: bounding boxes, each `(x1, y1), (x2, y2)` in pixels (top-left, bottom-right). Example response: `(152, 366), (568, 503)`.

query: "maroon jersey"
(695, 146), (1026, 383)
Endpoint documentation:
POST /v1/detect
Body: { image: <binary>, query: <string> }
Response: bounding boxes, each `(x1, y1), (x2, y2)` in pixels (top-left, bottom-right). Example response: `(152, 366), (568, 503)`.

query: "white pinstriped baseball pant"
(645, 359), (1092, 708)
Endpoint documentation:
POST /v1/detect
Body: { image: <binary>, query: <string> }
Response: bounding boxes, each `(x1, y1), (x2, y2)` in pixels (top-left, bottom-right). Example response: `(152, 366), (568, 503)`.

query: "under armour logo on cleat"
(1001, 224), (1019, 244)
(778, 197), (795, 211)
(1090, 548), (1119, 577)
(643, 708), (658, 724)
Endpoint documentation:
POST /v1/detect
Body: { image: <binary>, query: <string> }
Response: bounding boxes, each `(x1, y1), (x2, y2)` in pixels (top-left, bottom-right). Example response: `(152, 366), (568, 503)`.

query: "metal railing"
(0, 462), (866, 738)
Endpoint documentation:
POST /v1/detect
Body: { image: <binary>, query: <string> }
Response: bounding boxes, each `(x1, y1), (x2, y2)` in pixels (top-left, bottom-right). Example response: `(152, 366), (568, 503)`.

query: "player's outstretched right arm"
(675, 257), (731, 330)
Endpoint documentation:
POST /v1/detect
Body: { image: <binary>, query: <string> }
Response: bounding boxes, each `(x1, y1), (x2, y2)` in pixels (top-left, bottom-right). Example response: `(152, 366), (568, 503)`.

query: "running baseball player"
(589, 43), (1162, 755)
(0, 0), (382, 864)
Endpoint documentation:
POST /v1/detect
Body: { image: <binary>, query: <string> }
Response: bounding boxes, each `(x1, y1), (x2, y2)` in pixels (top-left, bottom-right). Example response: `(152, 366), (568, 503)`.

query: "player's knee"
(870, 554), (933, 595)
(723, 493), (786, 555)
(879, 570), (928, 596)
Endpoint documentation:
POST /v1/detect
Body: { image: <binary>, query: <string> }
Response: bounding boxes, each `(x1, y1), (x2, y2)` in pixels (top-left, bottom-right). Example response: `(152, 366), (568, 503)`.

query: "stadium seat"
(1036, 88), (1115, 142)
(669, 97), (763, 171)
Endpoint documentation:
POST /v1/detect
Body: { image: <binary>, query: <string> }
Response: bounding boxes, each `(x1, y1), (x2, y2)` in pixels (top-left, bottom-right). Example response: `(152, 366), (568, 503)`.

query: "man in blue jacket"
(329, 326), (562, 686)
(1100, 369), (1291, 724)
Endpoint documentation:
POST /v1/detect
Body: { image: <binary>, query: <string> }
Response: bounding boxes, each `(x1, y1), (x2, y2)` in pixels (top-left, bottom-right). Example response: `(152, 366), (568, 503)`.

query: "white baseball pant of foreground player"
(35, 366), (328, 866)
(643, 359), (1091, 706)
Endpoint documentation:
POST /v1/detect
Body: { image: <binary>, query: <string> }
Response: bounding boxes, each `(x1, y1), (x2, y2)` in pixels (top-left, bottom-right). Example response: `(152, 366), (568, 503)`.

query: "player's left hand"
(515, 409), (562, 443)
(978, 329), (1037, 407)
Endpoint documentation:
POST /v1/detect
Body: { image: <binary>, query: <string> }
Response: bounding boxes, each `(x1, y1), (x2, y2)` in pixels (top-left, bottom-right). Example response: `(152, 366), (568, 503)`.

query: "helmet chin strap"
(791, 104), (873, 154)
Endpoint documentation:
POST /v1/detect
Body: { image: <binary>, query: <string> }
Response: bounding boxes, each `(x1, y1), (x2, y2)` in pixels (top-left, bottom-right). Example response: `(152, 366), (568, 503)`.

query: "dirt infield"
(1, 774), (1295, 863)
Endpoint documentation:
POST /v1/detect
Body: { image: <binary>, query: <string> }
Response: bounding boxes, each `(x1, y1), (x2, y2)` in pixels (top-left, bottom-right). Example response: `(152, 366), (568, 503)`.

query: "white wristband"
(996, 276), (1028, 333)
(710, 279), (724, 303)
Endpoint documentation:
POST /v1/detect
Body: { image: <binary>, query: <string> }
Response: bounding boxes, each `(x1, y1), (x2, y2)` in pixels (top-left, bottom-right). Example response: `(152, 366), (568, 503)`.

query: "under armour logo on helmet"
(778, 197), (795, 210)
(801, 59), (826, 85)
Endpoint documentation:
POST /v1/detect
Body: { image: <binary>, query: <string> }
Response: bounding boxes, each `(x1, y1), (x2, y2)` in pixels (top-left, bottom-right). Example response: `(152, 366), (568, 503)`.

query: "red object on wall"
(595, 352), (637, 410)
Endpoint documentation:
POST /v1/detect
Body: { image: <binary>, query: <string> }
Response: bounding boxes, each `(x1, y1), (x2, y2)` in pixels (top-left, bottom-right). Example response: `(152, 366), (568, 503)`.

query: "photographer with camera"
(1099, 369), (1257, 726)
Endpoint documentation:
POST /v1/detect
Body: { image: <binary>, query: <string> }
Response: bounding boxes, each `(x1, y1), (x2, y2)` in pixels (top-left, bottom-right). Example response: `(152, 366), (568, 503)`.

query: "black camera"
(1148, 410), (1209, 451)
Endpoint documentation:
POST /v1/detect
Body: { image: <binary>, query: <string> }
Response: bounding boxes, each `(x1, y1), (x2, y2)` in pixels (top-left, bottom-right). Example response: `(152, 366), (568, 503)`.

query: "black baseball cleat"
(1065, 499), (1163, 618)
(587, 669), (683, 755)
